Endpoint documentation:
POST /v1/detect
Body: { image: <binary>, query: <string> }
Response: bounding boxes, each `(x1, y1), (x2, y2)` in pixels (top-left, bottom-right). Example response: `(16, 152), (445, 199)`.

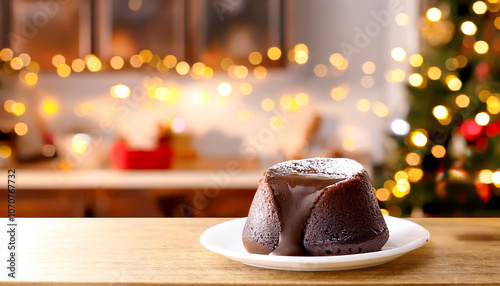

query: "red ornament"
(459, 119), (484, 141)
(486, 120), (500, 137)
(475, 62), (490, 80)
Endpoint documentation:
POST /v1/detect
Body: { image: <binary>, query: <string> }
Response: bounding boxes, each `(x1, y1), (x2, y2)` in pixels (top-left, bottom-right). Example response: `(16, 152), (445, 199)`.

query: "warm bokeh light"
(10, 57), (23, 70)
(0, 145), (12, 159)
(314, 64), (328, 77)
(163, 55), (177, 68)
(110, 84), (131, 99)
(217, 82), (232, 96)
(408, 168), (424, 182)
(408, 73), (423, 87)
(478, 169), (493, 184)
(492, 171), (500, 185)
(14, 122), (28, 136)
(24, 72), (38, 86)
(175, 61), (190, 75)
(487, 96), (500, 114)
(372, 102), (389, 117)
(52, 54), (65, 67)
(4, 100), (16, 113)
(391, 47), (406, 62)
(426, 7), (442, 22)
(110, 56), (125, 70)
(427, 66), (442, 80)
(395, 171), (409, 181)
(267, 47), (282, 60)
(475, 112), (490, 126)
(294, 51), (308, 64)
(445, 58), (459, 71)
(192, 90), (210, 105)
(330, 84), (350, 101)
(234, 65), (248, 78)
(139, 50), (153, 63)
(19, 53), (30, 66)
(406, 152), (422, 166)
(329, 53), (349, 70)
(411, 131), (428, 147)
(71, 59), (85, 72)
(391, 119), (410, 135)
(376, 188), (390, 201)
(294, 43), (309, 54)
(431, 145), (446, 158)
(456, 94), (470, 108)
(409, 54), (423, 67)
(261, 98), (275, 111)
(447, 77), (462, 91)
(192, 62), (206, 75)
(86, 56), (102, 72)
(239, 82), (253, 95)
(270, 116), (284, 130)
(461, 21), (477, 35)
(0, 48), (13, 61)
(130, 55), (142, 68)
(12, 102), (26, 116)
(248, 52), (262, 65)
(472, 1), (488, 14)
(155, 87), (170, 101)
(395, 13), (409, 26)
(389, 69), (406, 82)
(72, 133), (90, 154)
(360, 76), (374, 88)
(295, 93), (309, 106)
(57, 64), (71, 77)
(42, 100), (58, 115)
(474, 41), (489, 54)
(237, 110), (250, 122)
(253, 66), (267, 79)
(342, 139), (356, 151)
(433, 105), (448, 119)
(356, 99), (371, 112)
(362, 61), (376, 74)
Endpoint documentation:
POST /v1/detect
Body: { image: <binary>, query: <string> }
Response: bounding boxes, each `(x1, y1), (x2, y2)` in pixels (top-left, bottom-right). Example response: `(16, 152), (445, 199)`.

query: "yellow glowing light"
(192, 62), (206, 75)
(130, 55), (143, 68)
(409, 73), (423, 87)
(9, 57), (23, 70)
(456, 55), (468, 68)
(431, 145), (446, 158)
(234, 65), (248, 78)
(71, 59), (85, 72)
(294, 51), (308, 64)
(337, 58), (349, 70)
(393, 185), (407, 198)
(57, 64), (71, 77)
(357, 99), (371, 112)
(261, 98), (275, 111)
(343, 139), (356, 151)
(360, 76), (374, 88)
(408, 168), (424, 182)
(384, 180), (397, 191)
(314, 64), (328, 77)
(4, 100), (16, 113)
(52, 54), (65, 67)
(391, 47), (406, 62)
(12, 103), (26, 116)
(19, 53), (30, 66)
(0, 48), (13, 61)
(475, 112), (490, 126)
(0, 145), (12, 159)
(427, 67), (442, 80)
(237, 110), (250, 122)
(474, 41), (489, 54)
(248, 52), (262, 65)
(447, 77), (462, 91)
(487, 96), (500, 114)
(175, 61), (190, 75)
(426, 7), (442, 22)
(217, 82), (232, 96)
(227, 65), (237, 78)
(24, 72), (38, 86)
(163, 55), (177, 68)
(270, 116), (284, 130)
(409, 54), (423, 67)
(478, 169), (493, 184)
(192, 90), (210, 105)
(72, 134), (89, 154)
(129, 0), (142, 11)
(395, 13), (409, 26)
(295, 93), (309, 106)
(433, 105), (448, 120)
(201, 67), (214, 80)
(473, 1), (488, 14)
(110, 84), (131, 99)
(456, 94), (470, 108)
(14, 122), (28, 136)
(496, 16), (500, 29)
(110, 56), (124, 70)
(461, 21), (477, 35)
(254, 66), (267, 79)
(267, 47), (282, 60)
(42, 100), (58, 115)
(445, 58), (459, 71)
(294, 43), (309, 54)
(395, 171), (409, 181)
(406, 152), (422, 166)
(139, 50), (153, 63)
(479, 90), (491, 102)
(155, 87), (170, 101)
(239, 82), (252, 95)
(376, 188), (390, 201)
(493, 171), (500, 185)
(372, 102), (389, 117)
(220, 58), (234, 71)
(330, 84), (350, 101)
(411, 131), (428, 147)
(86, 56), (102, 72)
(27, 61), (40, 73)
(329, 53), (344, 66)
(362, 61), (376, 74)
(390, 69), (406, 82)
(380, 209), (389, 215)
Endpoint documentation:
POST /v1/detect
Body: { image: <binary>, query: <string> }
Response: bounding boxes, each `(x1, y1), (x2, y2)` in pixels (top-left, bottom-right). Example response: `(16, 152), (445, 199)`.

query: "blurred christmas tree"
(378, 0), (500, 216)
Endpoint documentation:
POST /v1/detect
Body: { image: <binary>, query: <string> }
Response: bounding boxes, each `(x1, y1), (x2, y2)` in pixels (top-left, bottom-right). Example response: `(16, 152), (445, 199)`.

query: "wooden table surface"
(4, 218), (500, 285)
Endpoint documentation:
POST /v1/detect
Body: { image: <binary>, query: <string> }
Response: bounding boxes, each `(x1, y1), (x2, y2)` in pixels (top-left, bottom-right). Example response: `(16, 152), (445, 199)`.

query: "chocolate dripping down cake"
(242, 158), (389, 256)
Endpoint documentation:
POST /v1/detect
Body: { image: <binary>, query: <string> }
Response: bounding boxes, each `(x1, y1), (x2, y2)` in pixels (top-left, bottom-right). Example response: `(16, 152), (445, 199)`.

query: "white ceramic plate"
(200, 216), (429, 271)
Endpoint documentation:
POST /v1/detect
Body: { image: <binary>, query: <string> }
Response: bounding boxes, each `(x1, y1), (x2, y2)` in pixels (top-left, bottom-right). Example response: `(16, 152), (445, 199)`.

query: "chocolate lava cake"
(242, 158), (389, 256)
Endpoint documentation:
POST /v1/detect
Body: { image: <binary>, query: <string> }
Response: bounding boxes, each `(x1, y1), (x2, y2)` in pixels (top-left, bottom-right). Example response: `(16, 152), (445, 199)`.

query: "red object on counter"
(110, 141), (174, 169)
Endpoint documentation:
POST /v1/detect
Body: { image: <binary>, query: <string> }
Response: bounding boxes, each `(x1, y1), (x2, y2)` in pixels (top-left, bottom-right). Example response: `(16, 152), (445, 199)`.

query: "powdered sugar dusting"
(267, 157), (366, 180)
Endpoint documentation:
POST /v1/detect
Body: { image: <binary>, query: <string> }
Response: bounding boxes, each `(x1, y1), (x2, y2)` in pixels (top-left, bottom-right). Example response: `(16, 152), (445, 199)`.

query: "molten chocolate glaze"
(269, 174), (344, 256)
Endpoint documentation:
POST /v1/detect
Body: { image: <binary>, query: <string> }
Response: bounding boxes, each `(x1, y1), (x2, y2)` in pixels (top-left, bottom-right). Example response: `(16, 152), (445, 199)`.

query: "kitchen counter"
(4, 218), (500, 285)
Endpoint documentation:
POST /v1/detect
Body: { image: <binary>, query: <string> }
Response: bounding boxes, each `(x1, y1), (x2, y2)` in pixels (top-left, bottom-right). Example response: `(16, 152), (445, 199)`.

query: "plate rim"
(200, 216), (429, 266)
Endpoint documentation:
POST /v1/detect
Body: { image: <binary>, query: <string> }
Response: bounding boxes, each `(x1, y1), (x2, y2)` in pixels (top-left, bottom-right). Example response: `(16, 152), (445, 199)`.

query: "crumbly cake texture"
(242, 157), (389, 256)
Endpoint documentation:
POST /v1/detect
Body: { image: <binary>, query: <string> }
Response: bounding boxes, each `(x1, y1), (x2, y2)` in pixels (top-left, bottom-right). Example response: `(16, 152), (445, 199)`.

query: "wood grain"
(8, 218), (500, 285)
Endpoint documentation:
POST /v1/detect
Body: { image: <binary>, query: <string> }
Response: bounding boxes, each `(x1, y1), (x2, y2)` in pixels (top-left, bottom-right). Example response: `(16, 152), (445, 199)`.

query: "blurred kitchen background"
(1, 0), (499, 217)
